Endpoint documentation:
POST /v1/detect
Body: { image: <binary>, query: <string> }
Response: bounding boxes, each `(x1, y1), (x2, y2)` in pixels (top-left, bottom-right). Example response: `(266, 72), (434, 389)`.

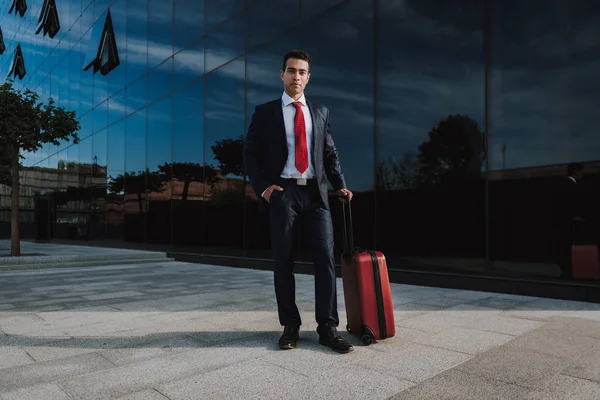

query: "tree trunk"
(10, 148), (20, 257)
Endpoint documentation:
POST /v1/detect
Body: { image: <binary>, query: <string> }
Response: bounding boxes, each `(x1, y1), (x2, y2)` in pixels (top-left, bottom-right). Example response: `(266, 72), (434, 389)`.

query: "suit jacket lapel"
(273, 99), (288, 157)
(307, 100), (319, 165)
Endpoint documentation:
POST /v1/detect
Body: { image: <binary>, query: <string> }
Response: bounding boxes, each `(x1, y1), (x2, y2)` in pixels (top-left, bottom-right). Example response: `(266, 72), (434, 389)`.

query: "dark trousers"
(269, 179), (338, 333)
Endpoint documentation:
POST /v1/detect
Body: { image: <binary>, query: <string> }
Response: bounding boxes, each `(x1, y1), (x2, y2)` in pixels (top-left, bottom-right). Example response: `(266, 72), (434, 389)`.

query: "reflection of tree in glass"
(377, 152), (421, 190)
(107, 170), (164, 212)
(377, 114), (484, 190)
(418, 114), (484, 188)
(210, 135), (246, 204)
(157, 162), (221, 201)
(210, 135), (244, 177)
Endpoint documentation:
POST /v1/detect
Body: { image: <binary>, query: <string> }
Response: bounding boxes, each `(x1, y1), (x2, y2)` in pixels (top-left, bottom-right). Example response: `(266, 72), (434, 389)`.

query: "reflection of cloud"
(108, 97), (136, 116)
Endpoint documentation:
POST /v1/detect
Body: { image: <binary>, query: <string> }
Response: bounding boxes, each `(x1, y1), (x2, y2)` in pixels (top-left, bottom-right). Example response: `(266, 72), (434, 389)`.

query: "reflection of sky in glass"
(147, 97), (173, 172)
(174, 79), (204, 165)
(206, 58), (244, 175)
(3, 0), (598, 191)
(377, 0), (484, 170)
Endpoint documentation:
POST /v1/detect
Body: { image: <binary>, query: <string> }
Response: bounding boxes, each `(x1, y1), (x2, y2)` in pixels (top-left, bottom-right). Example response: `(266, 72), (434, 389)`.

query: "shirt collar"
(282, 91), (307, 107)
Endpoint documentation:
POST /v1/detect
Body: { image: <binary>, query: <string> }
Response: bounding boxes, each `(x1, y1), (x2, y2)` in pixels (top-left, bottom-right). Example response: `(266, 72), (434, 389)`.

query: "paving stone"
(355, 343), (473, 382)
(389, 368), (537, 399)
(412, 327), (515, 355)
(114, 389), (170, 400)
(561, 347), (600, 383)
(0, 353), (115, 392)
(0, 383), (71, 400)
(159, 359), (311, 400)
(456, 346), (573, 390)
(0, 346), (34, 370)
(527, 374), (600, 399)
(508, 323), (600, 360)
(57, 336), (278, 399)
(398, 305), (501, 333)
(461, 315), (545, 336)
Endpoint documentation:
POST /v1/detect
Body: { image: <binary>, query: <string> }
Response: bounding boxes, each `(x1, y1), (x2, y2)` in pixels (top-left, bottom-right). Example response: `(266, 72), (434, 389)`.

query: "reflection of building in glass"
(36, 0), (61, 39)
(1, 0), (599, 291)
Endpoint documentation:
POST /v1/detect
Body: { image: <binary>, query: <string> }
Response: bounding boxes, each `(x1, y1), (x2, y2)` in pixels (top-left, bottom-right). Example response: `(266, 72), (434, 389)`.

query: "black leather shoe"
(319, 332), (354, 354)
(279, 325), (299, 350)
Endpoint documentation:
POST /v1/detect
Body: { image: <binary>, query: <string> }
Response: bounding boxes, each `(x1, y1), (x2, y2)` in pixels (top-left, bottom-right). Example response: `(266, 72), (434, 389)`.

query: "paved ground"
(1, 244), (600, 399)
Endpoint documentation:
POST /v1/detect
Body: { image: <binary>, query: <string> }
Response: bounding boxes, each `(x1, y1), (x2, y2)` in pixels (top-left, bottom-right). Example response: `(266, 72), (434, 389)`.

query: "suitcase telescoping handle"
(341, 196), (354, 256)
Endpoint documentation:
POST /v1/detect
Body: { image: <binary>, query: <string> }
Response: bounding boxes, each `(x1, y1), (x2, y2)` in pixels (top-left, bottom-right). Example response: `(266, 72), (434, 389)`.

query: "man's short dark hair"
(567, 162), (584, 176)
(282, 50), (312, 72)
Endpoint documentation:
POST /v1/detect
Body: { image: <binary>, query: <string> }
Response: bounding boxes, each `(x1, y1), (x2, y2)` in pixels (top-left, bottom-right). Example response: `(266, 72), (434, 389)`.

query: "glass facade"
(1, 0), (599, 283)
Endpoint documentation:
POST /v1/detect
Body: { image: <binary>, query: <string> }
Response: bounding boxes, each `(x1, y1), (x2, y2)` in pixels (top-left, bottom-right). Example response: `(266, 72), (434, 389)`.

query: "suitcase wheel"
(361, 335), (374, 345)
(346, 324), (351, 333)
(360, 325), (376, 346)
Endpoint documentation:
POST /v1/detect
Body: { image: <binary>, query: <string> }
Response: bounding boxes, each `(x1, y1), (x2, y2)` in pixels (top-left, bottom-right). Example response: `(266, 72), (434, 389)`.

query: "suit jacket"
(243, 98), (347, 210)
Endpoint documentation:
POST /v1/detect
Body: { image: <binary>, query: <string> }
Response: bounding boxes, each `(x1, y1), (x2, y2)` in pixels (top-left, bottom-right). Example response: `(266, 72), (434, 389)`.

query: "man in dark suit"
(243, 50), (354, 353)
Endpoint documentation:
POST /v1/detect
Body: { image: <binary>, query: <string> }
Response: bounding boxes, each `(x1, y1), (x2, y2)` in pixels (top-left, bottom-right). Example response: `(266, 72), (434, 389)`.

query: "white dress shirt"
(261, 92), (315, 199)
(280, 91), (315, 179)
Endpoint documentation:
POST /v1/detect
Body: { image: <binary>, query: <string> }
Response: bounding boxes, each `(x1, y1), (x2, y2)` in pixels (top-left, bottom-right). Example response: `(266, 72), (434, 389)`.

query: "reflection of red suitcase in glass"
(571, 245), (600, 280)
(340, 200), (395, 345)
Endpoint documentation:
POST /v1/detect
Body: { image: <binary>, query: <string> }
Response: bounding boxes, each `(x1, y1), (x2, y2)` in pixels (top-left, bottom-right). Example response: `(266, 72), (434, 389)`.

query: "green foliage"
(0, 80), (80, 157)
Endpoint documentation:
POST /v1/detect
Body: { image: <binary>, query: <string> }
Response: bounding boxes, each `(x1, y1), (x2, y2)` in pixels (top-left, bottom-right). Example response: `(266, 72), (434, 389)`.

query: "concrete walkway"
(1, 243), (600, 399)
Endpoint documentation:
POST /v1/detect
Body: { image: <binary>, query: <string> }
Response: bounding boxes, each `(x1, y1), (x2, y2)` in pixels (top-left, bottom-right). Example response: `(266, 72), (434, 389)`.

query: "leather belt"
(280, 178), (315, 186)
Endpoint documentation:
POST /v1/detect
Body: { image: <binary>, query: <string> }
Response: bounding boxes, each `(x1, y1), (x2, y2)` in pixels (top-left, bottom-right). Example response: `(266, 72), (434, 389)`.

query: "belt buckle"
(296, 178), (307, 186)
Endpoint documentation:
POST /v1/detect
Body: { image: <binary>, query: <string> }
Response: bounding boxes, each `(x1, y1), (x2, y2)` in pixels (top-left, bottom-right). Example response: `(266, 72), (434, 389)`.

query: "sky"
(0, 0), (599, 191)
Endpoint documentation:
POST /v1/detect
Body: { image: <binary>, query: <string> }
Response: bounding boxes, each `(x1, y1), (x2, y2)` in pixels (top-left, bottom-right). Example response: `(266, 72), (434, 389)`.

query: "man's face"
(281, 58), (310, 99)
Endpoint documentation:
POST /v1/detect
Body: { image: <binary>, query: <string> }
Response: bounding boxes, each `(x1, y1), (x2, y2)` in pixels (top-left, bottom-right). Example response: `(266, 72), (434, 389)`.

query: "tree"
(0, 80), (80, 256)
(210, 135), (244, 177)
(157, 162), (221, 201)
(417, 114), (485, 189)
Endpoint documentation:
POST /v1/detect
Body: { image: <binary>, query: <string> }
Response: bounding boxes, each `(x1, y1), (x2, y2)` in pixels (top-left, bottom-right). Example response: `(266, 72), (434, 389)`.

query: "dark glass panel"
(300, 0), (344, 20)
(204, 58), (245, 256)
(106, 120), (126, 241)
(91, 129), (108, 241)
(205, 0), (244, 31)
(124, 109), (147, 245)
(108, 90), (126, 125)
(126, 75), (147, 114)
(173, 37), (204, 90)
(205, 13), (245, 72)
(94, 100), (108, 133)
(108, 0), (127, 97)
(174, 0), (204, 53)
(148, 58), (173, 104)
(126, 0), (148, 84)
(146, 97), (173, 247)
(148, 0), (173, 63)
(376, 0), (486, 273)
(246, 0), (298, 49)
(488, 0), (600, 280)
(171, 80), (205, 251)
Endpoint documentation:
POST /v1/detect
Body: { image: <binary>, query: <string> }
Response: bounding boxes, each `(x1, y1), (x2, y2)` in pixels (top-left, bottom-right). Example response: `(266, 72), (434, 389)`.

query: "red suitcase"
(340, 200), (395, 345)
(571, 245), (600, 279)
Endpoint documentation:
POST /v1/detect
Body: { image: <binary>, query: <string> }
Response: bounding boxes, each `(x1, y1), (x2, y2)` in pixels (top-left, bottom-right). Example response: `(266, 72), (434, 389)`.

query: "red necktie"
(292, 102), (308, 174)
